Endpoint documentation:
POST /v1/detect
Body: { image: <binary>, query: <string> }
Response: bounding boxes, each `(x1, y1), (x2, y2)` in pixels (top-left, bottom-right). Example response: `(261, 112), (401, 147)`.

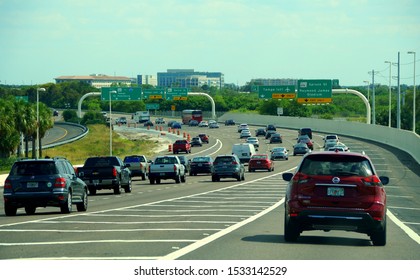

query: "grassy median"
(0, 124), (161, 172)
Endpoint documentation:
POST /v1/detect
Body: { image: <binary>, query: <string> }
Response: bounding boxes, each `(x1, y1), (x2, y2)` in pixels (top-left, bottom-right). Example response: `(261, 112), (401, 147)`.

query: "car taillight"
(362, 175), (382, 186)
(292, 172), (310, 184)
(112, 167), (117, 177)
(174, 165), (177, 172)
(232, 161), (238, 165)
(54, 177), (66, 188)
(4, 179), (12, 189)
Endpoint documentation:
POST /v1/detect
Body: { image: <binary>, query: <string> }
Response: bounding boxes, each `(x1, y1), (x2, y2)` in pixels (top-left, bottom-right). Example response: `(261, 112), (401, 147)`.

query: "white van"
(232, 143), (256, 164)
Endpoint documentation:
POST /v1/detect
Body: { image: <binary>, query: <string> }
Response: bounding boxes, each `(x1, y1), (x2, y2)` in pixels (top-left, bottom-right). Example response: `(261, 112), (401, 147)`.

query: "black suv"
(211, 154), (245, 182)
(3, 157), (88, 216)
(298, 127), (313, 139)
(224, 119), (236, 126)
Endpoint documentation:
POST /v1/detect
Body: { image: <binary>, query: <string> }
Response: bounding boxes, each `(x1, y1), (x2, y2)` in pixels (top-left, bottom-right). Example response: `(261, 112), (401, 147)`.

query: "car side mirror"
(125, 163), (131, 168)
(379, 176), (389, 185)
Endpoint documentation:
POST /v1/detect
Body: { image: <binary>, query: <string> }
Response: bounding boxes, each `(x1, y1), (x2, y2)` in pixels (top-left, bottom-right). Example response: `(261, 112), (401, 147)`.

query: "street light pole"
(408, 51), (416, 133)
(109, 90), (116, 156)
(363, 80), (370, 102)
(36, 87), (46, 159)
(385, 61), (392, 127)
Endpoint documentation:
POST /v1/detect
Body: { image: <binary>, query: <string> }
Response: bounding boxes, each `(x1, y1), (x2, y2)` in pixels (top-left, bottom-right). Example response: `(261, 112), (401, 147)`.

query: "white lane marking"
(387, 210), (420, 245)
(160, 197), (285, 260)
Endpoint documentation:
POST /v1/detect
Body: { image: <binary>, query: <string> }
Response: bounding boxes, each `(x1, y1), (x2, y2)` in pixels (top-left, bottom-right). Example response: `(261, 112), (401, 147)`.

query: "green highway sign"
(15, 96), (28, 102)
(146, 103), (159, 110)
(258, 85), (296, 99)
(297, 79), (332, 103)
(143, 89), (165, 99)
(166, 87), (188, 100)
(101, 87), (142, 101)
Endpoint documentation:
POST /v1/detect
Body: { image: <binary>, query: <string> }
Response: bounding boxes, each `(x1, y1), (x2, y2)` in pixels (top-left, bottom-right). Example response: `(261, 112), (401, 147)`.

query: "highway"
(0, 121), (419, 260)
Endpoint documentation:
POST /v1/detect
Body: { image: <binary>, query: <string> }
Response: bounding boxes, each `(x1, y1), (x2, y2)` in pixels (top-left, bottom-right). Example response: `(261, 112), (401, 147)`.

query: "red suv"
(282, 151), (389, 246)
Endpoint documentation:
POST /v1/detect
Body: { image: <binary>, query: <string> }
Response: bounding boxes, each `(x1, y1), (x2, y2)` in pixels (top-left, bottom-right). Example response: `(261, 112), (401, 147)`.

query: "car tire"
(114, 182), (122, 195)
(25, 206), (36, 215)
(370, 219), (387, 246)
(60, 192), (72, 214)
(141, 173), (146, 180)
(4, 203), (17, 216)
(284, 208), (300, 242)
(77, 189), (88, 212)
(181, 174), (186, 183)
(149, 178), (155, 184)
(88, 187), (96, 195)
(175, 174), (181, 183)
(124, 178), (132, 193)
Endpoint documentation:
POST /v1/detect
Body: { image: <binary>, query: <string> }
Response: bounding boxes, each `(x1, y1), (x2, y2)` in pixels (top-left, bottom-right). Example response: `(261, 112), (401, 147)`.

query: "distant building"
(137, 75), (157, 86)
(157, 69), (224, 89)
(54, 74), (132, 88)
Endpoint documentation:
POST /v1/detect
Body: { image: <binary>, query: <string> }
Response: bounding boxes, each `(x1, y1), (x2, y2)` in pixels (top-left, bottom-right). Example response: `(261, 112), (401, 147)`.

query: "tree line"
(0, 81), (418, 159)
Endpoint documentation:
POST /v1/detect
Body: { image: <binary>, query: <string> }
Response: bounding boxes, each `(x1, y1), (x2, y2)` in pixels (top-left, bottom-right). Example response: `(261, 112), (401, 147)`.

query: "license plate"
(198, 164), (202, 167)
(256, 161), (261, 164)
(160, 173), (166, 176)
(327, 187), (344, 196)
(27, 182), (38, 188)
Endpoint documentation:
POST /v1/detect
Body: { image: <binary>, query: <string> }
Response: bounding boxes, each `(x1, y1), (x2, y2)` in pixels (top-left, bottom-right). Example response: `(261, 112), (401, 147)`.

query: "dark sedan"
(189, 156), (214, 176)
(293, 143), (311, 156)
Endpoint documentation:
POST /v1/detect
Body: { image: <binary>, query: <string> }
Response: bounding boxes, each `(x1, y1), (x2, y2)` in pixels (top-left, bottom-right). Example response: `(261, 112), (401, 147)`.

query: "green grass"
(1, 124), (161, 172)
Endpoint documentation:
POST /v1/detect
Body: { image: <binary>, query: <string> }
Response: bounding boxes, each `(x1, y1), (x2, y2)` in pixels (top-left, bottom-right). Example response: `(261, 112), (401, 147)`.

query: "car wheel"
(156, 179), (161, 184)
(114, 182), (122, 195)
(77, 189), (88, 212)
(212, 175), (217, 182)
(284, 207), (300, 242)
(370, 219), (387, 246)
(88, 187), (96, 195)
(175, 174), (181, 183)
(149, 178), (155, 184)
(141, 173), (146, 180)
(25, 206), (36, 215)
(181, 174), (186, 183)
(124, 178), (132, 193)
(4, 203), (17, 216)
(60, 192), (72, 214)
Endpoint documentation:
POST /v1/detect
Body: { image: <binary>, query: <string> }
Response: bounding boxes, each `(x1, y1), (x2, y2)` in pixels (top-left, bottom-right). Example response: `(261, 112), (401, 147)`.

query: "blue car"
(171, 122), (182, 129)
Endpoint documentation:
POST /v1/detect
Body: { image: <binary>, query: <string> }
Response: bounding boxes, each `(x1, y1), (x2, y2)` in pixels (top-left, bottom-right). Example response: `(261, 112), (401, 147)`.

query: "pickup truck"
(123, 155), (149, 180)
(172, 139), (191, 154)
(148, 155), (186, 184)
(76, 156), (132, 195)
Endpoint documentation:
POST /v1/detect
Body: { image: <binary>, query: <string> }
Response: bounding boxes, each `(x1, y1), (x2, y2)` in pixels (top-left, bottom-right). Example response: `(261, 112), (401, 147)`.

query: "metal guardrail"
(43, 121), (89, 149)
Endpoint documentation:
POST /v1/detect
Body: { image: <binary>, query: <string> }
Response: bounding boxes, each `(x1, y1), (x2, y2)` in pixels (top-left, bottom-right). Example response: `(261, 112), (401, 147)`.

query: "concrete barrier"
(218, 112), (420, 164)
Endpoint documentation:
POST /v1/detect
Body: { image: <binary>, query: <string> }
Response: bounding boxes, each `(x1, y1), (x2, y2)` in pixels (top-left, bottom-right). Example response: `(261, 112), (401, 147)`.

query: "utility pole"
(397, 52), (401, 129)
(368, 70), (379, 124)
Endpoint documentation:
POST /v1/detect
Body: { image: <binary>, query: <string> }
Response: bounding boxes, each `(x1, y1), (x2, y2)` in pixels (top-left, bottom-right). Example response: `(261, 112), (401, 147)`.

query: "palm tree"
(0, 98), (20, 157)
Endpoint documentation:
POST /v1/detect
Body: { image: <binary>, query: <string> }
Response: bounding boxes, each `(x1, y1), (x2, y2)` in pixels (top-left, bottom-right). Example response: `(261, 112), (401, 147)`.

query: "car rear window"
(214, 156), (235, 163)
(124, 157), (144, 163)
(299, 156), (373, 176)
(11, 162), (57, 176)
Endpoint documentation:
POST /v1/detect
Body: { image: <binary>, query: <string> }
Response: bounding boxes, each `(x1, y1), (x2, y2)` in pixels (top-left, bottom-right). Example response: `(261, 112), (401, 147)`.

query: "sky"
(0, 0), (419, 87)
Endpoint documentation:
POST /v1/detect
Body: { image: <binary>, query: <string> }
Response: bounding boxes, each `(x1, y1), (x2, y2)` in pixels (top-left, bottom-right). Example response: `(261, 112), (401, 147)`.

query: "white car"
(209, 122), (219, 129)
(240, 129), (252, 139)
(237, 123), (249, 132)
(198, 121), (209, 127)
(246, 137), (259, 148)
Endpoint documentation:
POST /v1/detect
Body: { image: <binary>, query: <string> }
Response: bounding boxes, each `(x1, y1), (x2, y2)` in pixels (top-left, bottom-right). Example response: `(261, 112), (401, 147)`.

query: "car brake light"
(4, 179), (12, 189)
(362, 175), (381, 186)
(292, 172), (310, 184)
(174, 165), (177, 172)
(54, 177), (66, 188)
(112, 167), (117, 177)
(232, 161), (238, 165)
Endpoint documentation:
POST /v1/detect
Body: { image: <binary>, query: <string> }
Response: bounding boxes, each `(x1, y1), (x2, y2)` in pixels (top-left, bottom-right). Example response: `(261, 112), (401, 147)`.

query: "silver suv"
(3, 157), (88, 216)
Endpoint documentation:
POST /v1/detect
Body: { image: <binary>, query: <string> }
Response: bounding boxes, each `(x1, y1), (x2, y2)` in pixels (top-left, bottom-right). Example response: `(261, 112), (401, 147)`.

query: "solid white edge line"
(160, 197), (285, 260)
(387, 209), (420, 245)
